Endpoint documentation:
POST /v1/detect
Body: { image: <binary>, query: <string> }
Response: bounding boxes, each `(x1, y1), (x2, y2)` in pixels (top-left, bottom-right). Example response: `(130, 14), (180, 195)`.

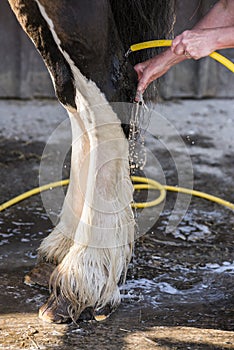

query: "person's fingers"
(186, 49), (199, 60)
(134, 50), (173, 101)
(135, 79), (147, 100)
(171, 35), (182, 52)
(184, 50), (192, 59)
(134, 61), (153, 101)
(133, 63), (143, 80)
(173, 42), (185, 56)
(134, 71), (152, 101)
(135, 90), (143, 103)
(171, 30), (194, 56)
(172, 38), (186, 56)
(134, 62), (150, 81)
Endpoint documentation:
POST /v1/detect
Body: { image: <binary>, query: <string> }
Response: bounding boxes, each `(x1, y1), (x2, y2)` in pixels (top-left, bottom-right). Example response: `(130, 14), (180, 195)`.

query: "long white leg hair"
(49, 93), (135, 319)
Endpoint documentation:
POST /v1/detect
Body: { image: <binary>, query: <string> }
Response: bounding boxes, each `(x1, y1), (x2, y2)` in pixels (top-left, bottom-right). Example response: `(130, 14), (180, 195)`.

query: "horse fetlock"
(39, 244), (131, 323)
(38, 226), (75, 264)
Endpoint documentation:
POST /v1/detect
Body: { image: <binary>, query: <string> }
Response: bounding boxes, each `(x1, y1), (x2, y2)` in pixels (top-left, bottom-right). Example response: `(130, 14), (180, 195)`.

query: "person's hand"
(133, 28), (219, 101)
(134, 50), (174, 101)
(171, 28), (217, 59)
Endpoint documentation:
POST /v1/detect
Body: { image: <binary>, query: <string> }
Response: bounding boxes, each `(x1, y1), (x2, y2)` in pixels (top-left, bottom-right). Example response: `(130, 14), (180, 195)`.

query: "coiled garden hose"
(0, 176), (234, 212)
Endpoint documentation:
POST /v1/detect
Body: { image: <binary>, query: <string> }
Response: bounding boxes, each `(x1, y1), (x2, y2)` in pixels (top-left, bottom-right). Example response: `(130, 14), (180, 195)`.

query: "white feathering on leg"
(38, 112), (90, 264)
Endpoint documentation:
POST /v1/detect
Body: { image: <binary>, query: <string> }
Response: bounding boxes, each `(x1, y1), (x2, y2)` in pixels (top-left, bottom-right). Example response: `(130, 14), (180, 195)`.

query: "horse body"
(8, 0), (175, 322)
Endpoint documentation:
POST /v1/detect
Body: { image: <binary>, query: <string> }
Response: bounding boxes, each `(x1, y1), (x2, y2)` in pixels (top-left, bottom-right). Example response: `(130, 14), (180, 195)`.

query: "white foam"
(204, 261), (234, 274)
(157, 282), (180, 295)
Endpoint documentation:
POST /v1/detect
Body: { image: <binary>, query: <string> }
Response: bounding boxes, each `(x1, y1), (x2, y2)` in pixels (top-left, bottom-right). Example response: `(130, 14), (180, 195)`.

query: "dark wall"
(0, 0), (233, 99)
(0, 0), (54, 98)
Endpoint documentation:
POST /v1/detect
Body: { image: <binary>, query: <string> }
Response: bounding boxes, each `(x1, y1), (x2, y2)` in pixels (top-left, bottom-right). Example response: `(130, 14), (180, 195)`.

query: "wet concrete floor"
(0, 99), (233, 349)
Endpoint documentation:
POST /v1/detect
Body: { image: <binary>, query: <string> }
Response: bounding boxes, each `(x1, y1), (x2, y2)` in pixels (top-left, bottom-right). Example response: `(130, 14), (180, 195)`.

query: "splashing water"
(128, 95), (148, 173)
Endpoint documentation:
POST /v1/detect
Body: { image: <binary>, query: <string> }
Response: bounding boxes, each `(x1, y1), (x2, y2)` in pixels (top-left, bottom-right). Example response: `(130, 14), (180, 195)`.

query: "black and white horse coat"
(8, 0), (175, 322)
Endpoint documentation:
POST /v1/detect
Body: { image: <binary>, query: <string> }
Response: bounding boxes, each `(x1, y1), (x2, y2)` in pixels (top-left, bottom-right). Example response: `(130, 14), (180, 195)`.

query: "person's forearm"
(170, 0), (234, 60)
(160, 0), (234, 68)
(134, 0), (234, 97)
(210, 26), (234, 49)
(195, 0), (234, 30)
(141, 1), (234, 70)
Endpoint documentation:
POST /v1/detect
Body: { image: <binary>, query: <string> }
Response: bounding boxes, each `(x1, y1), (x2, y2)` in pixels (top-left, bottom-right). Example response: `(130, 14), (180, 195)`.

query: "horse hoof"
(24, 262), (56, 288)
(79, 307), (94, 321)
(94, 303), (113, 321)
(39, 294), (114, 323)
(39, 292), (72, 324)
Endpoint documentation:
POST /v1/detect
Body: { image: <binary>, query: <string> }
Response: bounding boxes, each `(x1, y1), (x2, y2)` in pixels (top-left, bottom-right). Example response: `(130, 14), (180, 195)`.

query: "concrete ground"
(0, 98), (233, 349)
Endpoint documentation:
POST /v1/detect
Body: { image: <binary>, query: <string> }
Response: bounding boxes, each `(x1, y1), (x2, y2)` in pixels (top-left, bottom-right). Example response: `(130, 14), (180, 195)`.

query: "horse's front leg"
(39, 102), (135, 323)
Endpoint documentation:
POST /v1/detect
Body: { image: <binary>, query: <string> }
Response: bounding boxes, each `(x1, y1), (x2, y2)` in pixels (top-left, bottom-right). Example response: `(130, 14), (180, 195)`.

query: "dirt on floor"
(0, 99), (233, 350)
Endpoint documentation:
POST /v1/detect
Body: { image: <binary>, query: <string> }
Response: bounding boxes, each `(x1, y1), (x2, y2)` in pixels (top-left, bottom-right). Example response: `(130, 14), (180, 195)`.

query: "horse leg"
(25, 113), (89, 287)
(39, 76), (135, 323)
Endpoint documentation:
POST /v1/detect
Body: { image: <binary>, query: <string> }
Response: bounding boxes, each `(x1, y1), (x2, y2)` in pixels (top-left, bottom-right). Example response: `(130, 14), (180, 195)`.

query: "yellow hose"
(209, 52), (234, 73)
(129, 39), (234, 73)
(131, 176), (234, 210)
(1, 176), (233, 212)
(131, 176), (166, 208)
(0, 180), (69, 212)
(164, 185), (234, 210)
(130, 39), (172, 51)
